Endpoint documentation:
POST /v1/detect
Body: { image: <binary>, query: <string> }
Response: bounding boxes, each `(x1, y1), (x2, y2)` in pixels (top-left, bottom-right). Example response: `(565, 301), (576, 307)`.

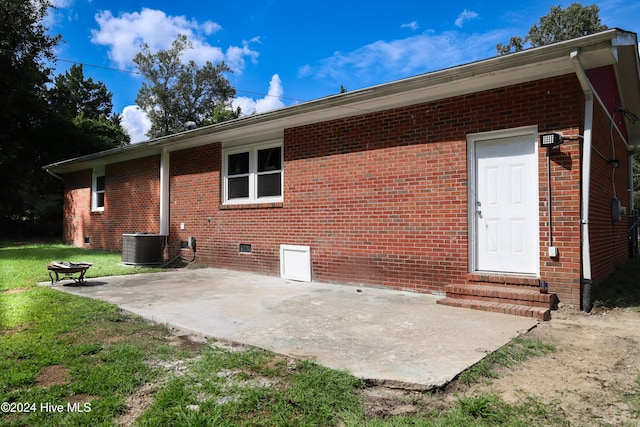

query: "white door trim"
(467, 125), (539, 275)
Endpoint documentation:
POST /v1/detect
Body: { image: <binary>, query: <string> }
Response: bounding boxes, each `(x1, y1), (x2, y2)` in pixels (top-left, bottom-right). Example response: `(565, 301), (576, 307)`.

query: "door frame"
(467, 125), (540, 275)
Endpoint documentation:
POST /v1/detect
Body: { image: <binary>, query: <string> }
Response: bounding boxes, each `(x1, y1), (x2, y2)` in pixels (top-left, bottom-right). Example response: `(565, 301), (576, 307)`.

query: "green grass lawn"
(1, 242), (638, 426)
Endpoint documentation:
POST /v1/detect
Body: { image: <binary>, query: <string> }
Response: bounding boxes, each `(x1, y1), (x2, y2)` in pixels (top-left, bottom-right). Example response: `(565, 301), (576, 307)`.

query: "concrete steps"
(437, 274), (558, 321)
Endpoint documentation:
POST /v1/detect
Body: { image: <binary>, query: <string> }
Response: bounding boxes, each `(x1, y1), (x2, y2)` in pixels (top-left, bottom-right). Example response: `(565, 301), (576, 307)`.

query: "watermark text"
(1, 401), (91, 413)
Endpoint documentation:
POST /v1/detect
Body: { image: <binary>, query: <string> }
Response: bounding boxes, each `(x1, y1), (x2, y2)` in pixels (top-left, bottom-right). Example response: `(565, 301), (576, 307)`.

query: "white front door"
(475, 134), (539, 274)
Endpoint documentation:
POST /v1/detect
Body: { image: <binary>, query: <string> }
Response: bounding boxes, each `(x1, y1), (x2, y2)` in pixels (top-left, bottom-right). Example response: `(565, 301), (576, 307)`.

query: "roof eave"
(611, 33), (640, 146)
(44, 29), (640, 173)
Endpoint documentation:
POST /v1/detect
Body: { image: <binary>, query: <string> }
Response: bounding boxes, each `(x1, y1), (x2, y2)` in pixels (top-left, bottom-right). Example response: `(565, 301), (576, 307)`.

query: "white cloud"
(233, 74), (285, 116)
(224, 41), (260, 74)
(121, 105), (151, 143)
(297, 64), (313, 77)
(48, 0), (74, 9)
(298, 29), (506, 88)
(44, 0), (76, 27)
(455, 9), (479, 28)
(401, 21), (419, 31)
(90, 8), (258, 72)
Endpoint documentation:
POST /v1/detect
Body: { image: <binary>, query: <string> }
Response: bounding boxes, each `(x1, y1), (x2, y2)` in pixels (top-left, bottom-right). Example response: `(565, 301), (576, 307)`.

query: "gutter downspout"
(160, 148), (170, 237)
(571, 49), (594, 312)
(45, 168), (64, 181)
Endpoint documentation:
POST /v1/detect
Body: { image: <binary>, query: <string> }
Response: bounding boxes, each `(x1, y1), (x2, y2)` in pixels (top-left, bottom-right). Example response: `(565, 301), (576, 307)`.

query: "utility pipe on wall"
(570, 49), (594, 312)
(160, 148), (170, 236)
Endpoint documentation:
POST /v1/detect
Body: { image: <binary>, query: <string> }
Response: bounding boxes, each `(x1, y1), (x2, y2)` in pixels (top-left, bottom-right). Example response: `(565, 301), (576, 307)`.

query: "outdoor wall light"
(539, 133), (564, 148)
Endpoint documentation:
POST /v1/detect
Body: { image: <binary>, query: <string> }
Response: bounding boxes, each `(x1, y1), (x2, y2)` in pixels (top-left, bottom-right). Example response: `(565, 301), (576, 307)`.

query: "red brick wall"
(156, 74), (586, 299)
(62, 156), (161, 251)
(589, 101), (631, 284)
(64, 74), (620, 306)
(168, 143), (221, 262)
(63, 170), (92, 247)
(539, 130), (583, 305)
(278, 123), (468, 293)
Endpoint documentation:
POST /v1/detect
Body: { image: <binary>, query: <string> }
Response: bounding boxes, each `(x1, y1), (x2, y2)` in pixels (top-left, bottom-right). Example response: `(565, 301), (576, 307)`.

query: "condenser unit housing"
(122, 233), (165, 266)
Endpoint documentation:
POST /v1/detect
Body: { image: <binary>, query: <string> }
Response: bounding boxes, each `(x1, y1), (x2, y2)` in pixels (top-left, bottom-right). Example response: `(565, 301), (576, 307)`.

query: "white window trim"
(222, 141), (283, 204)
(91, 166), (105, 212)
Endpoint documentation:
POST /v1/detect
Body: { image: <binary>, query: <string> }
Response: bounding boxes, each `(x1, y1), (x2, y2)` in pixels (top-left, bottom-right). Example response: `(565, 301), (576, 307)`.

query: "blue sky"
(45, 1), (640, 142)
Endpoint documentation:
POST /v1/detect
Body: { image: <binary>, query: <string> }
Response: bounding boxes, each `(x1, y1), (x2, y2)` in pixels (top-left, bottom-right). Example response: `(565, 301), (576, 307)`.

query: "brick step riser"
(447, 284), (553, 299)
(443, 292), (551, 308)
(445, 284), (558, 309)
(465, 281), (541, 290)
(437, 298), (551, 321)
(466, 274), (541, 287)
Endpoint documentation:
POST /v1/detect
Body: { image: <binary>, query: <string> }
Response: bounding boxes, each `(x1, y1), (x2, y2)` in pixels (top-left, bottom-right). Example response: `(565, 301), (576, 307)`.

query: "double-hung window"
(224, 143), (283, 204)
(92, 167), (105, 212)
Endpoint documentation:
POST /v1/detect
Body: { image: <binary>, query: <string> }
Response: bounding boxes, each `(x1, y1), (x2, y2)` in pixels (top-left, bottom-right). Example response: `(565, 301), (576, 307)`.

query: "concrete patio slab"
(48, 268), (538, 389)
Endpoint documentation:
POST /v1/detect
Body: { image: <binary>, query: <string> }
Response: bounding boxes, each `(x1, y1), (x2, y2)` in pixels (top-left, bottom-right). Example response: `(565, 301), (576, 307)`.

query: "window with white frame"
(92, 167), (105, 211)
(224, 143), (283, 203)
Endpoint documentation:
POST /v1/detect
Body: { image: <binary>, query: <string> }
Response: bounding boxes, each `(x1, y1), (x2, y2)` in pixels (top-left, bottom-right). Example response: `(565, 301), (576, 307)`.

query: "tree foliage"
(0, 0), (60, 234)
(0, 0), (127, 235)
(134, 34), (238, 138)
(49, 63), (113, 119)
(201, 104), (241, 126)
(497, 3), (607, 54)
(48, 64), (130, 152)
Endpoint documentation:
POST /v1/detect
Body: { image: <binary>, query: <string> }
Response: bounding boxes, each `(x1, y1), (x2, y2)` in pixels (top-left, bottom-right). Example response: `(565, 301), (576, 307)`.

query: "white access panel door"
(475, 135), (538, 274)
(280, 245), (312, 282)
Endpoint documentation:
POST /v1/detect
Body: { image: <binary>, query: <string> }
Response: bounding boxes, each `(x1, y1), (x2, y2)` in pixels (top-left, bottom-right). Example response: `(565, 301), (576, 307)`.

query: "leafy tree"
(201, 103), (241, 126)
(497, 3), (607, 54)
(47, 64), (130, 152)
(0, 0), (60, 235)
(49, 63), (113, 119)
(0, 1), (127, 236)
(134, 34), (237, 138)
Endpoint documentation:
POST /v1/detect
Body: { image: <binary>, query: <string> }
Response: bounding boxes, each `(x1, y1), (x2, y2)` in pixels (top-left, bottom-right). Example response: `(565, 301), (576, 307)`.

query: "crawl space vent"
(280, 245), (311, 282)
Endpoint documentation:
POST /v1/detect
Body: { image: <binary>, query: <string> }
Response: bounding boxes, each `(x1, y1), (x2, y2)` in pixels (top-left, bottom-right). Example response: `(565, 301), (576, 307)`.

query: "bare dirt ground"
(480, 306), (640, 426)
(364, 305), (640, 426)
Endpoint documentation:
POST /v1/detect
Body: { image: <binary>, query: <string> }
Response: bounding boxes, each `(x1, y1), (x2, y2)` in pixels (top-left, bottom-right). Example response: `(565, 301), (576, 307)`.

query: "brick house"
(45, 29), (640, 319)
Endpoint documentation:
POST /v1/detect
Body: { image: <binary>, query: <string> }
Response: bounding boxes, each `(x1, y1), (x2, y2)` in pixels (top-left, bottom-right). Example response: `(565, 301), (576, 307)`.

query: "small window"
(92, 167), (105, 212)
(223, 143), (283, 204)
(228, 152), (250, 199)
(257, 147), (282, 198)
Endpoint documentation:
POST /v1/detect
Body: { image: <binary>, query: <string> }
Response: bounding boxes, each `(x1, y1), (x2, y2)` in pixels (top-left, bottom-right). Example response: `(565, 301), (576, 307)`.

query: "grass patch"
(457, 337), (555, 386)
(0, 242), (157, 292)
(345, 393), (564, 426)
(0, 289), (174, 426)
(138, 348), (365, 427)
(3, 242), (637, 426)
(0, 243), (180, 426)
